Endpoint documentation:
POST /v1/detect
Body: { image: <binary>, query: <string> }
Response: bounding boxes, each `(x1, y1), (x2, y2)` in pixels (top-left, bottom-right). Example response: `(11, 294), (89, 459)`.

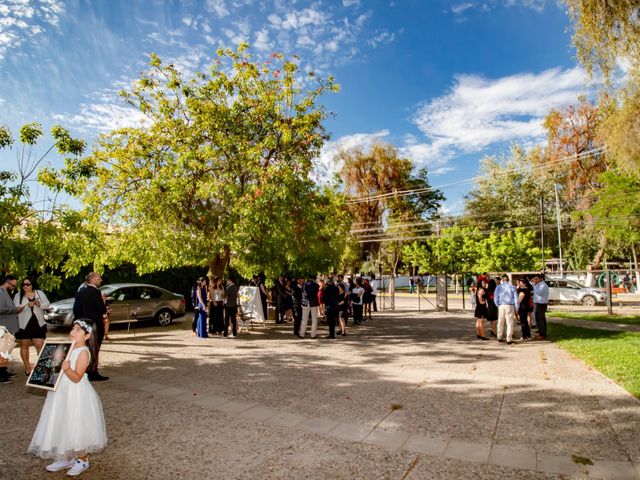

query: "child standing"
(28, 319), (107, 476)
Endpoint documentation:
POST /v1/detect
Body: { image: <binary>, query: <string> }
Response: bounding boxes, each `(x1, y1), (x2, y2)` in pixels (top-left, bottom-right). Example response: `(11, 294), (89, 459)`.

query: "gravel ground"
(1, 310), (639, 479)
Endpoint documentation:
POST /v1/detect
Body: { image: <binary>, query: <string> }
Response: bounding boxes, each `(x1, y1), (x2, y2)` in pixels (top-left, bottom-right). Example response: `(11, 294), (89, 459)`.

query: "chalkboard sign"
(26, 341), (74, 391)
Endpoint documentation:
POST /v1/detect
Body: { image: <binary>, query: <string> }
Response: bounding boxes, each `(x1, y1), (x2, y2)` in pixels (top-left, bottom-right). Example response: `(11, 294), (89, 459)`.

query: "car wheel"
(581, 295), (596, 307)
(155, 309), (173, 326)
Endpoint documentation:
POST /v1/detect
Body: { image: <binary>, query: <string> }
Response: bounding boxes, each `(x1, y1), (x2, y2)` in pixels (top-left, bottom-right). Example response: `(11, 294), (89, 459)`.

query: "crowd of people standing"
(190, 273), (379, 340)
(470, 273), (549, 344)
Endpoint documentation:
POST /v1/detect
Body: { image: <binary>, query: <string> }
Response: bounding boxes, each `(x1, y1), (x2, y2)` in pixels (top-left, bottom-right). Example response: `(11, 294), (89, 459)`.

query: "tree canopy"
(0, 122), (86, 289)
(43, 46), (348, 278)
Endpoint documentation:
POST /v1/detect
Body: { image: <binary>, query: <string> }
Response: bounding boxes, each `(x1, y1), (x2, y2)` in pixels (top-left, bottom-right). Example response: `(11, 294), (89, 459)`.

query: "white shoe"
(46, 459), (75, 472)
(66, 459), (89, 476)
(230, 334), (236, 338)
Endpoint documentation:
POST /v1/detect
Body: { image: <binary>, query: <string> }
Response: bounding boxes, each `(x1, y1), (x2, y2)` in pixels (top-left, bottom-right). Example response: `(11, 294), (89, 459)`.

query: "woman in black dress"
(474, 285), (489, 340)
(337, 283), (348, 336)
(486, 278), (498, 337)
(517, 277), (532, 340)
(14, 278), (50, 374)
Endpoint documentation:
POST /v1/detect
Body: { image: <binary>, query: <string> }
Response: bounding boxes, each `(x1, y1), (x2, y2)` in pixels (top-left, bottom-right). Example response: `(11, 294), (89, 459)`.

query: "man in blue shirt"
(531, 274), (549, 340)
(494, 274), (519, 344)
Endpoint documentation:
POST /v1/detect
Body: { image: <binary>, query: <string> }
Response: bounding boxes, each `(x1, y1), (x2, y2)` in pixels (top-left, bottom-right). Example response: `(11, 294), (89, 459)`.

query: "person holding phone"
(14, 277), (50, 375)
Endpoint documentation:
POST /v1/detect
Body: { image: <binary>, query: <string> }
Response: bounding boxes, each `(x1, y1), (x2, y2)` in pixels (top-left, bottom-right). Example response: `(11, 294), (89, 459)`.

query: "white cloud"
(315, 130), (391, 182)
(54, 102), (148, 134)
(343, 0), (360, 6)
(206, 0), (230, 18)
(410, 67), (590, 168)
(451, 3), (474, 14)
(368, 31), (395, 48)
(0, 0), (65, 62)
(254, 28), (272, 51)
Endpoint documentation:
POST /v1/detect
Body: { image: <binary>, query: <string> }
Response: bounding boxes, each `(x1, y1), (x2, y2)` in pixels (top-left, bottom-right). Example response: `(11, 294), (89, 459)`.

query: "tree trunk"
(590, 232), (607, 269)
(208, 245), (231, 279)
(632, 243), (640, 292)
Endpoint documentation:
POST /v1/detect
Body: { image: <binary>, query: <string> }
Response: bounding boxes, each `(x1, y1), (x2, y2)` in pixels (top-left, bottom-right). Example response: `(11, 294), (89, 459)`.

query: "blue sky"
(0, 0), (595, 212)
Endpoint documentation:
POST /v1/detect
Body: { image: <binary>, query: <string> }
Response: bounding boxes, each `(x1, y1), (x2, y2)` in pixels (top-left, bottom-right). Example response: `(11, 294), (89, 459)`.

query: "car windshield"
(99, 285), (119, 296)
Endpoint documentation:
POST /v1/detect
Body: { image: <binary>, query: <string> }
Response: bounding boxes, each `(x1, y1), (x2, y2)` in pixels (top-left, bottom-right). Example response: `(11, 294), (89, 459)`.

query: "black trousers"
(325, 308), (338, 338)
(352, 304), (363, 324)
(372, 295), (377, 312)
(192, 308), (198, 332)
(275, 301), (285, 324)
(518, 309), (531, 338)
(224, 307), (237, 336)
(534, 303), (548, 337)
(293, 306), (302, 335)
(89, 327), (104, 375)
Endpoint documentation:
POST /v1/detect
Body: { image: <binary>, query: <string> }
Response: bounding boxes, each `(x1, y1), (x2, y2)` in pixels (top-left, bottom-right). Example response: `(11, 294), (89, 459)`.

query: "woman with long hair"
(208, 277), (225, 336)
(14, 277), (50, 375)
(486, 278), (498, 337)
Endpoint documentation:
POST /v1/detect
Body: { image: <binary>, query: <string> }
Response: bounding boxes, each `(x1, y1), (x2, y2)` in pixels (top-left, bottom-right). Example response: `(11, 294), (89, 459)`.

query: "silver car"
(546, 279), (607, 306)
(45, 283), (186, 327)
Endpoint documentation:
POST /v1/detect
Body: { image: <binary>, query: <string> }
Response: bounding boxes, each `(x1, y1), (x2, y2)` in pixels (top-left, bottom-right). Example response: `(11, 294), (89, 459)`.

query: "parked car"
(546, 279), (607, 306)
(45, 283), (186, 327)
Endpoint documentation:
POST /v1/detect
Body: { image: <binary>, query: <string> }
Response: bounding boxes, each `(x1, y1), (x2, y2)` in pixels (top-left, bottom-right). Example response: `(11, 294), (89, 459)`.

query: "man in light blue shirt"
(531, 274), (549, 339)
(494, 274), (519, 344)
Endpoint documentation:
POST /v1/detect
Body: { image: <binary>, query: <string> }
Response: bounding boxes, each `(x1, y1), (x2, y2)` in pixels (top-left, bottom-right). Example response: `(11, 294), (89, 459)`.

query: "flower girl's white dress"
(28, 346), (107, 460)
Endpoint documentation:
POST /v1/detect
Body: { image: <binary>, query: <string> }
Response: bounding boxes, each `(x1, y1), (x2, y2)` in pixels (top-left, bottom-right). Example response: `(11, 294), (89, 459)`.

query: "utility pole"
(554, 183), (564, 277)
(540, 197), (545, 271)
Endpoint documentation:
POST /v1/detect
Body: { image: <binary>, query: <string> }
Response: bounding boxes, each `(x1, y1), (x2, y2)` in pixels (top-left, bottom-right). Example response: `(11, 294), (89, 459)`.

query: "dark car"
(45, 283), (186, 327)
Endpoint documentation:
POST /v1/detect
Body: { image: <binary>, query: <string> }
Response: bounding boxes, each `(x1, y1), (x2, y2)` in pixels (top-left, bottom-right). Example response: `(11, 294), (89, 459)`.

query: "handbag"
(0, 326), (16, 360)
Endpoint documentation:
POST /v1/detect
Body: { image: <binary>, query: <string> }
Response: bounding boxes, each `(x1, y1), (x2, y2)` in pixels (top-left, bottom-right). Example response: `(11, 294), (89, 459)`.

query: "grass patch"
(548, 311), (640, 325)
(549, 323), (640, 398)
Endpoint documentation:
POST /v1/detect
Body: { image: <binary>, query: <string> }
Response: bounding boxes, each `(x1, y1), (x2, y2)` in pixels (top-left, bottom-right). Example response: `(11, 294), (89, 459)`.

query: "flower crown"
(73, 319), (93, 334)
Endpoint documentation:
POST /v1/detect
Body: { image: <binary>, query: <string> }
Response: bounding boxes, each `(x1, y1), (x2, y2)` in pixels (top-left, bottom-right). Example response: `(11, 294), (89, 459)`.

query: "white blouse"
(14, 290), (50, 329)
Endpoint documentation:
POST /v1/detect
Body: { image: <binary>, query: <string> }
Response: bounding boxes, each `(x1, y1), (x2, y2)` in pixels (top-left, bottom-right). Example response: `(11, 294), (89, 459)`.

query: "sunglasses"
(23, 282), (32, 286)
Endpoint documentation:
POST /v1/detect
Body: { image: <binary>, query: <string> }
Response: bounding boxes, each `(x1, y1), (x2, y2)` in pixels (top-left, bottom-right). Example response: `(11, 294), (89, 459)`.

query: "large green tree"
(339, 142), (444, 273)
(564, 0), (640, 80)
(0, 122), (86, 288)
(44, 46), (346, 278)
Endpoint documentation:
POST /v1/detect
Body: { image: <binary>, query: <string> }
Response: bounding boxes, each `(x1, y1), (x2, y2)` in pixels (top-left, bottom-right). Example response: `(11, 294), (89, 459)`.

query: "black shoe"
(490, 330), (497, 337)
(297, 334), (304, 339)
(507, 341), (513, 345)
(498, 339), (505, 343)
(477, 335), (482, 339)
(481, 337), (490, 340)
(89, 373), (109, 382)
(324, 335), (336, 339)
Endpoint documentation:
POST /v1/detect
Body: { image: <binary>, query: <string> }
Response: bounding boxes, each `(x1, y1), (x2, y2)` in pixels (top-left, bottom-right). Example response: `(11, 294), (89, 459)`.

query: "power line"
(354, 212), (640, 243)
(346, 146), (607, 205)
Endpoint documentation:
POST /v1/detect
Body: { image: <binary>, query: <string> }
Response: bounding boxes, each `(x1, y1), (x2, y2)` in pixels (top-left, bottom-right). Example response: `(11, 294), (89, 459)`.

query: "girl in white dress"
(28, 319), (107, 477)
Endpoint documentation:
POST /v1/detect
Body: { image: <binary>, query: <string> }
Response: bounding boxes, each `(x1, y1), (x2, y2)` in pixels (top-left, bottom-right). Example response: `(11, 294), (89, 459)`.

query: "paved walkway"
(2, 311), (640, 479)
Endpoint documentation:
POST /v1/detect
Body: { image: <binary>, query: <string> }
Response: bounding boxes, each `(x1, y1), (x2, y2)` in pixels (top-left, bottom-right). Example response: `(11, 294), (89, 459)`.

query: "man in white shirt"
(493, 274), (519, 344)
(531, 274), (549, 340)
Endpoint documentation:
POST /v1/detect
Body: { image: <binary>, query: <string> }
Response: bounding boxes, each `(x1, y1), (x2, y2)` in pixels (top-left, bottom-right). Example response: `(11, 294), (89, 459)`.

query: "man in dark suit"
(73, 272), (108, 381)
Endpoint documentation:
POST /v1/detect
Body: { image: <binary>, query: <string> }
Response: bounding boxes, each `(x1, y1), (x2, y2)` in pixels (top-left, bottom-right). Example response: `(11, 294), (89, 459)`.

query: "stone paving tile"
(403, 433), (449, 456)
(362, 428), (411, 450)
(587, 459), (639, 480)
(536, 452), (590, 477)
(191, 394), (231, 409)
(266, 411), (307, 428)
(136, 382), (167, 393)
(216, 399), (258, 414)
(153, 386), (186, 397)
(443, 439), (491, 464)
(326, 423), (374, 443)
(297, 416), (340, 435)
(239, 405), (279, 422)
(488, 444), (537, 472)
